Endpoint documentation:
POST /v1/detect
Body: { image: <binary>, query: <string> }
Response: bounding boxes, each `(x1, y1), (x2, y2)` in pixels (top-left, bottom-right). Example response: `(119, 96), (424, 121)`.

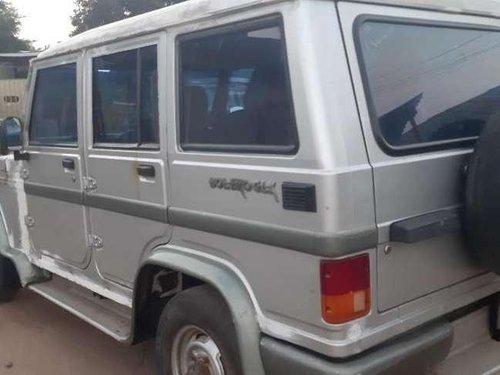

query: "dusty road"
(0, 290), (155, 375)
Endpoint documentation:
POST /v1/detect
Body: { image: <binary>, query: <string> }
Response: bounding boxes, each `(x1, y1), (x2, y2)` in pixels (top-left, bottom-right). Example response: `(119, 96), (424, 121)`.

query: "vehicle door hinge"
(88, 234), (103, 250)
(20, 168), (29, 180)
(83, 177), (98, 193)
(24, 215), (35, 228)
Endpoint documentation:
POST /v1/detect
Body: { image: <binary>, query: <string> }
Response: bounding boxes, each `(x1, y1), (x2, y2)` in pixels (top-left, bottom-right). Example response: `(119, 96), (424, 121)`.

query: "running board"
(28, 276), (132, 342)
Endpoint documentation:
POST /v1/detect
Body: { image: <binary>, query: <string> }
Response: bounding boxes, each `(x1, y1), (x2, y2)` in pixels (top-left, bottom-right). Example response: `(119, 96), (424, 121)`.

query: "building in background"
(0, 53), (37, 120)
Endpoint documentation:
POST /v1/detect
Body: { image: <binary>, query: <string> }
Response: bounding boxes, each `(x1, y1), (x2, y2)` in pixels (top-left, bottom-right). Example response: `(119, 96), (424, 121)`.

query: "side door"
(84, 34), (170, 287)
(22, 55), (90, 268)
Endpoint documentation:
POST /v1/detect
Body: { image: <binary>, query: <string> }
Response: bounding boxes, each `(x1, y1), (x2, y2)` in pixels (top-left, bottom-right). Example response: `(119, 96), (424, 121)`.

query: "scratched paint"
(8, 157), (31, 254)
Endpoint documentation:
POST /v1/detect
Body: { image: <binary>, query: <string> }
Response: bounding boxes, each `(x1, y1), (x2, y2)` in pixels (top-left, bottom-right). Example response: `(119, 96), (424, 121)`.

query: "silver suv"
(1, 0), (500, 374)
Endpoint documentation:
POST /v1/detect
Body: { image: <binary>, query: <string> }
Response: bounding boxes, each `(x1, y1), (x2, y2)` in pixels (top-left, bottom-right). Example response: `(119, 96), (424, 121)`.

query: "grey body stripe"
(24, 182), (83, 204)
(85, 194), (167, 222)
(24, 183), (167, 222)
(168, 207), (378, 257)
(23, 184), (377, 256)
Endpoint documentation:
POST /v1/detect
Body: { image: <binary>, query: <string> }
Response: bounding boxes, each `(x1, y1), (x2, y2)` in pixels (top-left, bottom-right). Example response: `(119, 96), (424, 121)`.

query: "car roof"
(0, 53), (38, 58)
(37, 0), (500, 61)
(37, 0), (292, 61)
(352, 0), (500, 18)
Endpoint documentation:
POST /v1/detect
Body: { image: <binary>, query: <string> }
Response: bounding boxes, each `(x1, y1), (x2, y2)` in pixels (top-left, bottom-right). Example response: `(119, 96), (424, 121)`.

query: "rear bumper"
(260, 320), (453, 375)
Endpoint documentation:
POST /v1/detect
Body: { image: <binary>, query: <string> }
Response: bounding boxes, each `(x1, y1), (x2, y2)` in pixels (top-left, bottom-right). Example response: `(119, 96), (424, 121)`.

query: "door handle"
(390, 208), (461, 243)
(14, 150), (30, 161)
(137, 164), (155, 178)
(62, 158), (75, 170)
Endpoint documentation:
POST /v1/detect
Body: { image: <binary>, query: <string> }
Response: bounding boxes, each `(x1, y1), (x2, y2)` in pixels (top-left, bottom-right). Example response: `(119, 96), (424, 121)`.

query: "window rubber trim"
(176, 14), (300, 156)
(28, 141), (78, 149)
(91, 45), (160, 151)
(92, 142), (160, 151)
(28, 62), (79, 148)
(352, 14), (500, 156)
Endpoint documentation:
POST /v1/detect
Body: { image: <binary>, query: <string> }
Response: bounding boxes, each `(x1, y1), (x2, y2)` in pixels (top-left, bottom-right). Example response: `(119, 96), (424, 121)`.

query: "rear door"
(338, 3), (491, 310)
(84, 34), (170, 287)
(23, 55), (90, 268)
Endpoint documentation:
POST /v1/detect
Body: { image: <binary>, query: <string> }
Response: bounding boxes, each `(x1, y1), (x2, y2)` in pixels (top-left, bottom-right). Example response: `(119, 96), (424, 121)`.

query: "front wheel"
(0, 255), (19, 303)
(155, 285), (241, 375)
(0, 289), (17, 303)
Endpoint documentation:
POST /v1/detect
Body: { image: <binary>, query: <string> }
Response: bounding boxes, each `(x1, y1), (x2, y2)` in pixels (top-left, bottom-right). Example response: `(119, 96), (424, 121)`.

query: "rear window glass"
(357, 21), (500, 150)
(179, 19), (298, 154)
(30, 63), (78, 146)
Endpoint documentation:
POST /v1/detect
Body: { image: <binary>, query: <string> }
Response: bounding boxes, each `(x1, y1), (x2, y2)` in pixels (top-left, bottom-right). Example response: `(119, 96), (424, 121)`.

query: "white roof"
(0, 53), (38, 58)
(354, 0), (500, 17)
(38, 0), (500, 61)
(38, 0), (288, 60)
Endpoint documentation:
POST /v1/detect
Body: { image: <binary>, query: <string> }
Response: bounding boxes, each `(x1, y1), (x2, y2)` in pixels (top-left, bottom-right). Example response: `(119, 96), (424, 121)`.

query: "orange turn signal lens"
(320, 255), (371, 324)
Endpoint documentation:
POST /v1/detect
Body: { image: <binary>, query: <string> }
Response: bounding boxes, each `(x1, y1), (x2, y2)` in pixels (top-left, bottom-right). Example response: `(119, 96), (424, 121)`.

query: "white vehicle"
(2, 1), (500, 374)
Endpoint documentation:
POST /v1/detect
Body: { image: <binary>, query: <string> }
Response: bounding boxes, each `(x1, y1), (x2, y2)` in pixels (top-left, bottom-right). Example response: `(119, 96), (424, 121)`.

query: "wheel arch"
(131, 244), (266, 375)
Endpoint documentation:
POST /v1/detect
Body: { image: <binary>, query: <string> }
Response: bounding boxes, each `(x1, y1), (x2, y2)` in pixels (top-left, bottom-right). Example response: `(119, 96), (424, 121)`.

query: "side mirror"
(0, 117), (22, 156)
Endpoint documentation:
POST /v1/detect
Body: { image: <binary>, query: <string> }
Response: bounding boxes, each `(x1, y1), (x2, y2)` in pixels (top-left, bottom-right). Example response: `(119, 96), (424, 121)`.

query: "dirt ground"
(0, 290), (155, 375)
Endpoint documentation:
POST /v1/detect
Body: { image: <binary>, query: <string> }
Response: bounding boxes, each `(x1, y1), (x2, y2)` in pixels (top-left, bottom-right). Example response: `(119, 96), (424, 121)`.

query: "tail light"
(320, 254), (371, 324)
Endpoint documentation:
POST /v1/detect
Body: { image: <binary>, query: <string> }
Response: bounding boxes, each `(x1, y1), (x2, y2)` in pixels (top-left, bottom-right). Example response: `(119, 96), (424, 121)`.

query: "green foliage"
(71, 0), (186, 36)
(0, 0), (32, 52)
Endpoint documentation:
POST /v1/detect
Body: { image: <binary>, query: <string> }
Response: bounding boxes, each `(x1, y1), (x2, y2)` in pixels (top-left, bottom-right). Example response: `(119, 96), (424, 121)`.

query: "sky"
(10, 0), (74, 50)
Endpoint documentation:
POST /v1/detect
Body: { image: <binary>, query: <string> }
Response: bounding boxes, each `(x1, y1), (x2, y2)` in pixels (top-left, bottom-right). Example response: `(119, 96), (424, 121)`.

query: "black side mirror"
(0, 117), (22, 156)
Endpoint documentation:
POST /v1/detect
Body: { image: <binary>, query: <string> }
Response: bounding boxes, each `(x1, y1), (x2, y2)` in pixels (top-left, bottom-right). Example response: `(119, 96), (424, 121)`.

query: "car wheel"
(0, 289), (17, 303)
(0, 255), (19, 303)
(156, 285), (241, 375)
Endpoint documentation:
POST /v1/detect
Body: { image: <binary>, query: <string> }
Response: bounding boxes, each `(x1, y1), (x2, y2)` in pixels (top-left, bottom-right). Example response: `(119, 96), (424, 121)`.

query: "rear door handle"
(390, 208), (462, 243)
(62, 158), (75, 170)
(137, 164), (155, 178)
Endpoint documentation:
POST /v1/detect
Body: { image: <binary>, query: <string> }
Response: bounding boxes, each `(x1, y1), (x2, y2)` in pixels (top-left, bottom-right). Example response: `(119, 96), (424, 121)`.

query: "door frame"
(22, 52), (92, 268)
(82, 31), (170, 286)
(82, 32), (169, 162)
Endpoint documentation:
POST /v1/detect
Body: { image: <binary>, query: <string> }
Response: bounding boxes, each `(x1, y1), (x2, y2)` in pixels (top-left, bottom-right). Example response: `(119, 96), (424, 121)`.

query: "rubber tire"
(0, 289), (17, 303)
(466, 113), (500, 274)
(0, 255), (19, 303)
(155, 285), (242, 375)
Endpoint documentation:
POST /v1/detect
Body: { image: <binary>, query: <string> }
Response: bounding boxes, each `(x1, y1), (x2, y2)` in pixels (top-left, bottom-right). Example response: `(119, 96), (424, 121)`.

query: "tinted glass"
(30, 64), (77, 146)
(358, 21), (500, 149)
(179, 21), (298, 153)
(93, 45), (158, 147)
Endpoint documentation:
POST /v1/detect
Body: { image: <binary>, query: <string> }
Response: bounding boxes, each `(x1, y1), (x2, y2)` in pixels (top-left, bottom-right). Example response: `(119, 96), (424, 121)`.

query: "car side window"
(179, 18), (298, 154)
(92, 45), (159, 148)
(30, 63), (78, 146)
(357, 20), (500, 152)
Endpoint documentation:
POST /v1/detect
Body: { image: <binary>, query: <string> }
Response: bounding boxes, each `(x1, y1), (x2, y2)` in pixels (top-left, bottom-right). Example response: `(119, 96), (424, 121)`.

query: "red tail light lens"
(320, 254), (371, 324)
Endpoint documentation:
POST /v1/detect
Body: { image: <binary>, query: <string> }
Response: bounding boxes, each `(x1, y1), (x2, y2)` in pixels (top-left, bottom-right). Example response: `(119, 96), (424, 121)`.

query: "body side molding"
(168, 207), (377, 257)
(84, 195), (167, 222)
(23, 182), (167, 222)
(22, 182), (378, 256)
(24, 181), (83, 205)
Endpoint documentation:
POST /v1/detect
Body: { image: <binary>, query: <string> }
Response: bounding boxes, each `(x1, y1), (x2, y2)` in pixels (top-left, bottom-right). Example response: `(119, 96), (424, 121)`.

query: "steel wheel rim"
(171, 325), (225, 375)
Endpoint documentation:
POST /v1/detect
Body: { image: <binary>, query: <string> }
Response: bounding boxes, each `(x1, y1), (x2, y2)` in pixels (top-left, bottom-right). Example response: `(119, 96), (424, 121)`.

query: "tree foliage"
(0, 0), (32, 52)
(71, 0), (186, 36)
